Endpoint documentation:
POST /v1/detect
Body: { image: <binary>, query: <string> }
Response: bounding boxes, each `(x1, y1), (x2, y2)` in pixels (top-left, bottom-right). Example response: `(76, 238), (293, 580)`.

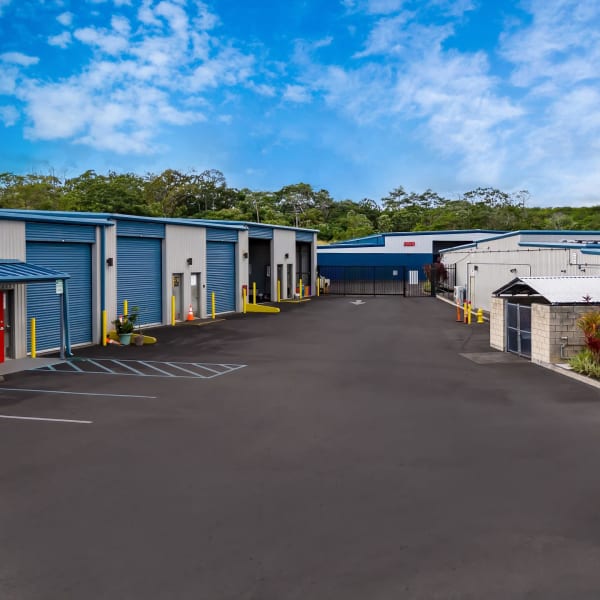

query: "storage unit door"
(117, 237), (162, 326)
(27, 242), (92, 352)
(207, 241), (236, 314)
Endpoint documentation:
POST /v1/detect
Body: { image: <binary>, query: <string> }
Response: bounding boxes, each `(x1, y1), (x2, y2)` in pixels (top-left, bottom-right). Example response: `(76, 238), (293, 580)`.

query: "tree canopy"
(1, 170), (599, 241)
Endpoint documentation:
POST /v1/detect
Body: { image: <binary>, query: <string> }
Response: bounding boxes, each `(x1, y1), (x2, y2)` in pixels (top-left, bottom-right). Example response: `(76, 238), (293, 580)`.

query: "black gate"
(319, 265), (447, 297)
(507, 302), (531, 358)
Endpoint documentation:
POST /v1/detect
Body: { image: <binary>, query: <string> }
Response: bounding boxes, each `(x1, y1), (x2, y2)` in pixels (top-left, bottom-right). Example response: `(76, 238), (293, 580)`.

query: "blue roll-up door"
(26, 242), (92, 352)
(207, 241), (236, 314)
(117, 237), (162, 326)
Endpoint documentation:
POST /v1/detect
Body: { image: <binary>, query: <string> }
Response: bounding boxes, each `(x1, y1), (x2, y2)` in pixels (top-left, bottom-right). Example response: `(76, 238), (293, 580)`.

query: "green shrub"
(569, 348), (600, 380)
(576, 310), (600, 355)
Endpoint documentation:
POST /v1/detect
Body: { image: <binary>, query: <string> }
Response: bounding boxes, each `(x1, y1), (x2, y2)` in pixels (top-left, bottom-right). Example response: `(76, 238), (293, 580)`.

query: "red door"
(0, 291), (4, 363)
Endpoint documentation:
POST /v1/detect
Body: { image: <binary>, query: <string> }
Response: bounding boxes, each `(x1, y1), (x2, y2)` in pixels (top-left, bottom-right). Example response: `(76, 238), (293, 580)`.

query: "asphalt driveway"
(1, 296), (599, 599)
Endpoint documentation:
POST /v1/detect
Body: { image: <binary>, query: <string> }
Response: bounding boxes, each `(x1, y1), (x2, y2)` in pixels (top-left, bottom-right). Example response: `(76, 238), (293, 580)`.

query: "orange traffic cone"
(186, 304), (194, 321)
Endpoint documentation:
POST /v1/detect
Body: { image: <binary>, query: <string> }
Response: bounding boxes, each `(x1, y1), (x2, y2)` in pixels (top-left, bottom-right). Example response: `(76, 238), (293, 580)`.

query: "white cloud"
(283, 84), (312, 103)
(365, 0), (405, 14)
(0, 105), (19, 126)
(194, 1), (219, 30)
(57, 11), (73, 26)
(0, 65), (18, 94)
(111, 15), (130, 36)
(501, 0), (600, 91)
(3, 0), (257, 156)
(0, 52), (39, 67)
(74, 27), (129, 54)
(48, 32), (72, 48)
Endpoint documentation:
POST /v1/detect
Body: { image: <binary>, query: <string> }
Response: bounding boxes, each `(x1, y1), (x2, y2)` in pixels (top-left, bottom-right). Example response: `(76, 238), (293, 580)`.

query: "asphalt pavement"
(1, 296), (599, 600)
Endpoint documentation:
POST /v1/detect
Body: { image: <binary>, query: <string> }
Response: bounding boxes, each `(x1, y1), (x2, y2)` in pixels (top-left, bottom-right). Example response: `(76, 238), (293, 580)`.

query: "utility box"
(454, 285), (465, 304)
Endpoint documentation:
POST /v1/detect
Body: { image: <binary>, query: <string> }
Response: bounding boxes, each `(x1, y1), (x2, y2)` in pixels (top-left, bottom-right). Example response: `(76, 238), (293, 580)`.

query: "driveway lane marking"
(0, 414), (92, 424)
(0, 388), (157, 398)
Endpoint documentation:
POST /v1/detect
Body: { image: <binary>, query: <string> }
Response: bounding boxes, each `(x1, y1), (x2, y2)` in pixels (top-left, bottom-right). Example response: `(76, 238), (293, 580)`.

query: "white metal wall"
(0, 221), (27, 358)
(165, 225), (206, 320)
(272, 229), (296, 299)
(236, 230), (248, 311)
(444, 244), (600, 311)
(105, 225), (117, 331)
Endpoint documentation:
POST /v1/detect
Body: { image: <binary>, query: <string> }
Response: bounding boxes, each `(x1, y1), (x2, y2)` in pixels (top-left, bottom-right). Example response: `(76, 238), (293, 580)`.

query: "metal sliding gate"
(319, 265), (449, 297)
(506, 303), (532, 358)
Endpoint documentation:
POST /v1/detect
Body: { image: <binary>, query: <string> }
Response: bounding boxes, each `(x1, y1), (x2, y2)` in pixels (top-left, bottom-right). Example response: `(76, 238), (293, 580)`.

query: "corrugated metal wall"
(117, 237), (163, 325)
(207, 242), (236, 313)
(207, 228), (238, 243)
(0, 221), (26, 259)
(248, 225), (273, 239)
(26, 222), (96, 243)
(26, 242), (93, 351)
(295, 230), (314, 243)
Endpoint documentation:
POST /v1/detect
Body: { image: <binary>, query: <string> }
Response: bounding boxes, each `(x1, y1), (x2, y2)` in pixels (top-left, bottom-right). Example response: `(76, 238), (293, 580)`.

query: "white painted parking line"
(34, 358), (247, 379)
(0, 415), (92, 424)
(0, 388), (157, 398)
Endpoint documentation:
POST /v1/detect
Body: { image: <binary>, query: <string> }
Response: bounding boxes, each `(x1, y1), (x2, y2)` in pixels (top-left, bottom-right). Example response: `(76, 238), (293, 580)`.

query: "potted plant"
(113, 306), (139, 345)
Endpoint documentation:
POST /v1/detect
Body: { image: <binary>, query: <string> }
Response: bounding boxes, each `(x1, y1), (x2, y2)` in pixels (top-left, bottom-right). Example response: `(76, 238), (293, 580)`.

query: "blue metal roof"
(0, 210), (113, 226)
(0, 260), (70, 283)
(202, 219), (319, 233)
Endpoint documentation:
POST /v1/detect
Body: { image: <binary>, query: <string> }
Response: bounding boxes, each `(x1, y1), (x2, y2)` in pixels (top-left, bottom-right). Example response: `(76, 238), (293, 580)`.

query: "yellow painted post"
(31, 318), (36, 358)
(277, 279), (281, 302)
(243, 288), (247, 314)
(252, 282), (257, 305)
(171, 295), (176, 325)
(467, 302), (472, 325)
(317, 277), (320, 297)
(123, 299), (128, 317)
(102, 310), (107, 346)
(211, 292), (216, 319)
(299, 278), (303, 299)
(476, 308), (484, 324)
(463, 302), (468, 324)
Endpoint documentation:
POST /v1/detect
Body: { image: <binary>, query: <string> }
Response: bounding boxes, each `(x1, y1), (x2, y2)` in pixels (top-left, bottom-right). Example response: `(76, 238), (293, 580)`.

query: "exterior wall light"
(243, 252), (249, 258)
(187, 258), (193, 265)
(106, 257), (114, 266)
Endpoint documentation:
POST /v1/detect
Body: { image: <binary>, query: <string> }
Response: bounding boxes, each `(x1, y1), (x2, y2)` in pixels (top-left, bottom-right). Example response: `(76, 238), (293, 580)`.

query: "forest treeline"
(1, 169), (599, 241)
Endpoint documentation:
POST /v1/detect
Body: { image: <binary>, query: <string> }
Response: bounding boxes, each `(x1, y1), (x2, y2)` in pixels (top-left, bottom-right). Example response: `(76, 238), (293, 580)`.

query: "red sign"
(403, 241), (416, 247)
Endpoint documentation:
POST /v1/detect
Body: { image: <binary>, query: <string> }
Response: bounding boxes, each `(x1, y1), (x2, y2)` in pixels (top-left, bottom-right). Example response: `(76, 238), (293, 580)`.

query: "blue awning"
(0, 261), (70, 283)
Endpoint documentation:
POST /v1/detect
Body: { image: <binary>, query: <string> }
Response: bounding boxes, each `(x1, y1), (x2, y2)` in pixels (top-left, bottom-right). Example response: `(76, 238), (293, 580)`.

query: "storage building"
(0, 210), (317, 361)
(441, 231), (600, 312)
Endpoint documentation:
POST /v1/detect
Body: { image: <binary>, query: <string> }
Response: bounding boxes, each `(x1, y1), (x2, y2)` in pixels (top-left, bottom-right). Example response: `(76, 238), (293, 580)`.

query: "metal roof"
(493, 276), (600, 304)
(0, 260), (70, 283)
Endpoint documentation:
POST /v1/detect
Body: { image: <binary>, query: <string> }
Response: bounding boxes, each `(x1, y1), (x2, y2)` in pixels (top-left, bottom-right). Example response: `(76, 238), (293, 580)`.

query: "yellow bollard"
(317, 277), (320, 297)
(211, 292), (216, 319)
(31, 318), (36, 358)
(456, 302), (461, 322)
(252, 282), (257, 305)
(171, 295), (176, 325)
(463, 302), (468, 324)
(299, 278), (303, 299)
(476, 308), (484, 324)
(277, 279), (281, 303)
(243, 288), (247, 314)
(123, 299), (128, 317)
(467, 302), (472, 325)
(102, 310), (107, 346)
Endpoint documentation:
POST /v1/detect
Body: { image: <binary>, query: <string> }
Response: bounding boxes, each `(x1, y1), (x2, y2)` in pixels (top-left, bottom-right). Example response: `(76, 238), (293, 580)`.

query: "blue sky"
(1, 0), (599, 207)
